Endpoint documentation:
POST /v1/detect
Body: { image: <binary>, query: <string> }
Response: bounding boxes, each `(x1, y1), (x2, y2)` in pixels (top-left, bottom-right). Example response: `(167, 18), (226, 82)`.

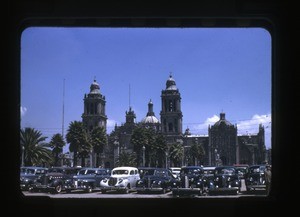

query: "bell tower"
(82, 79), (107, 131)
(160, 74), (183, 143)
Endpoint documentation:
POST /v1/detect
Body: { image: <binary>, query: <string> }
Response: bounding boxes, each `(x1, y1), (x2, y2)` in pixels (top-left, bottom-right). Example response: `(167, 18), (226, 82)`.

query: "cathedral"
(81, 76), (266, 168)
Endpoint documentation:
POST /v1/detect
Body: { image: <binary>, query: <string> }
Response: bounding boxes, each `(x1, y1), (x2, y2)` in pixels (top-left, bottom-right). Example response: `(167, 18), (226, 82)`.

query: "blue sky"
(21, 27), (271, 152)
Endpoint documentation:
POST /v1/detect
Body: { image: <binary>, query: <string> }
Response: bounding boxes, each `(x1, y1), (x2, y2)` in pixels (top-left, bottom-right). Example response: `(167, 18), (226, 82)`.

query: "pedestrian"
(264, 164), (272, 195)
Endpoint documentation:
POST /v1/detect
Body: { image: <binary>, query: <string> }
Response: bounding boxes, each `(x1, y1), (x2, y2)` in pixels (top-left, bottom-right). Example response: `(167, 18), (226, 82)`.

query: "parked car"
(172, 166), (205, 197)
(30, 167), (81, 194)
(202, 166), (216, 193)
(20, 166), (48, 191)
(209, 166), (241, 195)
(136, 168), (178, 194)
(64, 167), (110, 193)
(100, 167), (140, 194)
(245, 165), (266, 192)
(233, 164), (249, 179)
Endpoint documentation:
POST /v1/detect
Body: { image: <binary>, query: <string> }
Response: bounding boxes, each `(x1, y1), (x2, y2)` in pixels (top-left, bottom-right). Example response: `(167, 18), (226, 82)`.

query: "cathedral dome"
(213, 112), (233, 127)
(166, 75), (177, 90)
(141, 99), (160, 124)
(141, 116), (160, 124)
(90, 79), (100, 94)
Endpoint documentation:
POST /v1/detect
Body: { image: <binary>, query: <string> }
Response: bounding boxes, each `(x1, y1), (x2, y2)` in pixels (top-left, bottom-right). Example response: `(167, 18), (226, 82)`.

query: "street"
(22, 180), (267, 198)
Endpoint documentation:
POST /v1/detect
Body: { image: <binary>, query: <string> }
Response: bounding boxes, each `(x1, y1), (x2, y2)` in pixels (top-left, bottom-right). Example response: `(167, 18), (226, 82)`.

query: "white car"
(100, 166), (140, 193)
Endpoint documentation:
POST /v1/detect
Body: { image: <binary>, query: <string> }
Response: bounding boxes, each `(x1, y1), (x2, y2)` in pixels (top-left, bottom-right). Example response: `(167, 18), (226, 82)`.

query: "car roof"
(112, 166), (138, 170)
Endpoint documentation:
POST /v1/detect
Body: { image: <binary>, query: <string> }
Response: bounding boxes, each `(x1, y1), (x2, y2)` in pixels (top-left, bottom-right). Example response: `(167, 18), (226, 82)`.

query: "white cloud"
(20, 106), (27, 117)
(237, 114), (271, 135)
(191, 114), (219, 134)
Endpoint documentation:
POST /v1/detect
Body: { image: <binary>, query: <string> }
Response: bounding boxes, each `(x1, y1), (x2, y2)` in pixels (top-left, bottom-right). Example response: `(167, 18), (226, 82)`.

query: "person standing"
(264, 165), (272, 195)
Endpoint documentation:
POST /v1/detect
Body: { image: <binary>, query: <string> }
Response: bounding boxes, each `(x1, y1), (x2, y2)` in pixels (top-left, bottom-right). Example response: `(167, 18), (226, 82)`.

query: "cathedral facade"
(81, 76), (266, 168)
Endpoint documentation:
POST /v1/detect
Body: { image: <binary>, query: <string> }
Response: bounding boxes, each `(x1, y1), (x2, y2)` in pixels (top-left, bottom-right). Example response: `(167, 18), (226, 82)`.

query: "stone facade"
(81, 76), (266, 167)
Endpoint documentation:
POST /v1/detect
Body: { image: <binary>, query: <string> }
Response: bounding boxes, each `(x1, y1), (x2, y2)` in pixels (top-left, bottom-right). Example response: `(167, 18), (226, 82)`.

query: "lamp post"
(21, 145), (25, 167)
(142, 145), (146, 167)
(114, 138), (119, 166)
(214, 148), (218, 166)
(165, 150), (168, 169)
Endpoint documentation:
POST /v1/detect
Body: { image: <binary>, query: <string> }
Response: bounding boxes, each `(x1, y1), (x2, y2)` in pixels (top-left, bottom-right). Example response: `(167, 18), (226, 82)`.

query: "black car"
(20, 166), (48, 191)
(245, 165), (266, 192)
(31, 167), (82, 194)
(172, 166), (205, 197)
(64, 168), (110, 193)
(209, 166), (241, 195)
(136, 168), (178, 194)
(234, 164), (249, 179)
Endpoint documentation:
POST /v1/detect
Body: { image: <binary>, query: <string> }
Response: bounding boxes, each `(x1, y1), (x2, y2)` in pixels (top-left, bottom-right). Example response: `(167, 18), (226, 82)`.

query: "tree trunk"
(81, 156), (85, 167)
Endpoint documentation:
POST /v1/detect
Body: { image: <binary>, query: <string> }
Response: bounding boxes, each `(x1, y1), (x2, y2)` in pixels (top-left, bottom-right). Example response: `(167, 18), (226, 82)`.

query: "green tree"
(189, 142), (205, 166)
(66, 121), (91, 167)
(150, 132), (167, 167)
(20, 128), (53, 166)
(115, 151), (136, 167)
(131, 126), (149, 166)
(91, 126), (107, 167)
(49, 133), (65, 166)
(169, 143), (184, 167)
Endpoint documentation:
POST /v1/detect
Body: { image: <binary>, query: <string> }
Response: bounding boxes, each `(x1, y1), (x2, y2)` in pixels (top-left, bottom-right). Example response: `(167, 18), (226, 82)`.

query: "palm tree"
(90, 126), (107, 167)
(20, 127), (53, 166)
(66, 121), (91, 167)
(131, 126), (149, 166)
(189, 142), (205, 166)
(169, 143), (184, 167)
(49, 133), (65, 166)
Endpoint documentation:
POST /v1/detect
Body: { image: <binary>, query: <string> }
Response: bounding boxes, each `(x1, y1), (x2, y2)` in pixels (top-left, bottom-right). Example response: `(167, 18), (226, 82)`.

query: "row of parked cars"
(20, 164), (270, 196)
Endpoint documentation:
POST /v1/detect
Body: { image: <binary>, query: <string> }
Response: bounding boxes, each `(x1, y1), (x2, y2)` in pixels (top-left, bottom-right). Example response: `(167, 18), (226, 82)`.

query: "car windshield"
(203, 170), (215, 175)
(48, 168), (64, 173)
(155, 170), (168, 177)
(181, 168), (201, 175)
(86, 170), (96, 175)
(112, 170), (129, 175)
(143, 170), (156, 176)
(25, 169), (36, 174)
(249, 166), (265, 173)
(215, 168), (235, 175)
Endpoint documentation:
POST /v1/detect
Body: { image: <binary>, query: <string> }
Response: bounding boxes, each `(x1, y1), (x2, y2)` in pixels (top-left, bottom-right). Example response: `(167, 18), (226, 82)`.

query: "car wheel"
(85, 187), (92, 193)
(54, 184), (62, 193)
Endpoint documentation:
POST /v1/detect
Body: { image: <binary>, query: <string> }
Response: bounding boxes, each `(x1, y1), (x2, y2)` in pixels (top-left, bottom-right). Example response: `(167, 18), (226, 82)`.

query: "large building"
(81, 76), (266, 168)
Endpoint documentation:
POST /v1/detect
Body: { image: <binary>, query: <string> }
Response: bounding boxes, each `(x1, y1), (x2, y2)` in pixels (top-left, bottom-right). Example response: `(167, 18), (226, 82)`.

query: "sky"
(20, 27), (272, 153)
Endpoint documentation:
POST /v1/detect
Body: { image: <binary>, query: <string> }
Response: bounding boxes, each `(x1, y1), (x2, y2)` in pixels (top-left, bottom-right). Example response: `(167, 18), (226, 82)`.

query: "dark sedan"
(20, 166), (48, 191)
(245, 165), (266, 193)
(172, 166), (205, 197)
(209, 166), (241, 195)
(64, 168), (110, 193)
(136, 168), (178, 194)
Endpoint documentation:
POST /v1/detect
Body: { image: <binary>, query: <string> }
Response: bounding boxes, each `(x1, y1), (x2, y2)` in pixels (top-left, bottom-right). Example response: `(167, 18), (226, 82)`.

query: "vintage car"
(100, 166), (140, 194)
(30, 167), (81, 194)
(209, 166), (241, 195)
(172, 166), (206, 197)
(245, 165), (266, 192)
(233, 164), (249, 179)
(135, 168), (178, 194)
(20, 166), (48, 191)
(201, 166), (216, 193)
(64, 167), (110, 193)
